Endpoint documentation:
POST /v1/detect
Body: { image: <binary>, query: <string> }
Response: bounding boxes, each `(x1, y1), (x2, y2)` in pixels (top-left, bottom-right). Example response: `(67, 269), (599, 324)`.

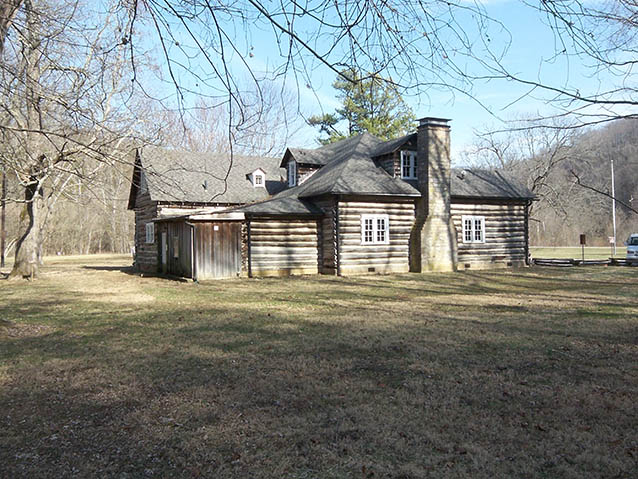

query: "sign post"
(609, 236), (615, 258)
(580, 234), (586, 262)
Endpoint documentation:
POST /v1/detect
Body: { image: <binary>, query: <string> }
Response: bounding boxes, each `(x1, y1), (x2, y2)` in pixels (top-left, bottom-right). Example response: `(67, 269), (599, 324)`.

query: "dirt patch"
(0, 320), (53, 338)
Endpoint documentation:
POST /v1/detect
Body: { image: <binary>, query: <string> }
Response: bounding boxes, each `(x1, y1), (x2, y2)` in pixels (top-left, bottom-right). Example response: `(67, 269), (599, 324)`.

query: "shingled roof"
(128, 146), (285, 209)
(451, 169), (535, 200)
(231, 133), (420, 216)
(132, 133), (534, 218)
(282, 134), (382, 167)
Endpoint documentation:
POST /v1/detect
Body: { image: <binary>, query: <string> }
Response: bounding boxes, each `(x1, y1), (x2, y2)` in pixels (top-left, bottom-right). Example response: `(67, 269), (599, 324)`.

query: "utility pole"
(1, 168), (6, 268)
(611, 159), (617, 256)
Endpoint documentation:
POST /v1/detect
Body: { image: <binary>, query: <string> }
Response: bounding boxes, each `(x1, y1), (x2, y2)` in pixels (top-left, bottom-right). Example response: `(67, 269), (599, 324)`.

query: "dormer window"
(250, 168), (266, 188)
(401, 151), (417, 179)
(288, 160), (297, 187)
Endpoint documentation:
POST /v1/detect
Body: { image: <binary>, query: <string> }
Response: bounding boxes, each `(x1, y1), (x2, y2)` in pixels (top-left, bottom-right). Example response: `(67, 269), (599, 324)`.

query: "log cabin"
(128, 118), (535, 279)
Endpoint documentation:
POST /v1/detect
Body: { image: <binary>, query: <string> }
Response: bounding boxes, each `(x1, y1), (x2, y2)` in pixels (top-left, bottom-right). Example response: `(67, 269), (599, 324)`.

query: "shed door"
(194, 222), (242, 279)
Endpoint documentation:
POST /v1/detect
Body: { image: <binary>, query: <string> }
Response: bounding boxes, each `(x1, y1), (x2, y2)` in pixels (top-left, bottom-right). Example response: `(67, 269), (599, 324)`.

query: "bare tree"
(159, 81), (302, 156)
(119, 2), (637, 125)
(0, 0), (144, 277)
(465, 117), (580, 217)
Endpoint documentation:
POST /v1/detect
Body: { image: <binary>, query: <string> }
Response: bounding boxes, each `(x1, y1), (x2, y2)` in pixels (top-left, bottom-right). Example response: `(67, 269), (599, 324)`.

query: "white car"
(626, 234), (638, 262)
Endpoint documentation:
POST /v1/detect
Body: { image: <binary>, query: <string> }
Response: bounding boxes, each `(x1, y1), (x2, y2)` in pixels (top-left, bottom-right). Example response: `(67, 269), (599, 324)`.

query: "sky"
(140, 0), (633, 165)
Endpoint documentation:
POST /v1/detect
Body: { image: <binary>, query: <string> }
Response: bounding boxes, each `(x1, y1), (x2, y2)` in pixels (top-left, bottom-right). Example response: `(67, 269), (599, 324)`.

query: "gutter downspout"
(247, 218), (252, 278)
(524, 200), (531, 266)
(334, 200), (341, 276)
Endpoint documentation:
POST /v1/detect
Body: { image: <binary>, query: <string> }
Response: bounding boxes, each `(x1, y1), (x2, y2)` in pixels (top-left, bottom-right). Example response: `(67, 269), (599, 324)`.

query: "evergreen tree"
(308, 69), (416, 145)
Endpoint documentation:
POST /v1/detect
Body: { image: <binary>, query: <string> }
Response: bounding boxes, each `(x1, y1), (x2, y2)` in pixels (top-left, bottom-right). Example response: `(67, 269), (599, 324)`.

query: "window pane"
(474, 218), (483, 241)
(464, 219), (472, 242)
(402, 152), (417, 178)
(377, 218), (386, 243)
(364, 218), (373, 243)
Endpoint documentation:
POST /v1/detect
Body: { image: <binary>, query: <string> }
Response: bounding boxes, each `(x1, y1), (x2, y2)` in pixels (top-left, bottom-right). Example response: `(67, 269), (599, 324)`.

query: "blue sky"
(141, 0), (631, 164)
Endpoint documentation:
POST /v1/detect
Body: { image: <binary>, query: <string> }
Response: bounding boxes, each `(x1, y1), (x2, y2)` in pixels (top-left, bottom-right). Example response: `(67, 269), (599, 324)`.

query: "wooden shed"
(155, 212), (244, 280)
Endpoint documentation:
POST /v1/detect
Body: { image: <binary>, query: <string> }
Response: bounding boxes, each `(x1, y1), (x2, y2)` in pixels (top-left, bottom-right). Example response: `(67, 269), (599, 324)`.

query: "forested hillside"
(528, 120), (638, 246)
(466, 119), (638, 247)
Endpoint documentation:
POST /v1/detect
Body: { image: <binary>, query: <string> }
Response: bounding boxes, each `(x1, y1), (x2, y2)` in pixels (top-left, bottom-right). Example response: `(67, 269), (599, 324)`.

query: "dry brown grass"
(1, 255), (637, 478)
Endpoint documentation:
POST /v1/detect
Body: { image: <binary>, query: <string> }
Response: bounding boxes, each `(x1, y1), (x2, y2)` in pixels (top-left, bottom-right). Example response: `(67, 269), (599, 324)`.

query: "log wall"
(337, 197), (415, 275)
(313, 198), (337, 274)
(451, 199), (528, 269)
(133, 189), (159, 273)
(248, 217), (320, 276)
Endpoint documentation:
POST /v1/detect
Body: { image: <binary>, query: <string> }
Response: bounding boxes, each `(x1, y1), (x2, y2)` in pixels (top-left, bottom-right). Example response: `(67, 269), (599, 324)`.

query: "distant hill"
(526, 119), (638, 246)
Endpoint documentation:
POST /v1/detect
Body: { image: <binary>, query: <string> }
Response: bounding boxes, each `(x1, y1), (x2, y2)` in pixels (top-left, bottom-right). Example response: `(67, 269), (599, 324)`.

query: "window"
(462, 215), (485, 243)
(361, 214), (390, 245)
(145, 222), (155, 243)
(400, 151), (417, 179)
(139, 171), (148, 194)
(172, 235), (179, 258)
(254, 172), (264, 187)
(288, 160), (297, 187)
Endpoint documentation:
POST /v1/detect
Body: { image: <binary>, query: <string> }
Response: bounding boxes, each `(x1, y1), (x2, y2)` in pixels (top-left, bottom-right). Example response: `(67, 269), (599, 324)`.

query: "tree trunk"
(9, 180), (43, 279)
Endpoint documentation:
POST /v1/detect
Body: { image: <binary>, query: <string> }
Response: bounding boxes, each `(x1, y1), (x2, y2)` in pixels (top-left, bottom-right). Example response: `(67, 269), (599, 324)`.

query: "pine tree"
(308, 69), (416, 145)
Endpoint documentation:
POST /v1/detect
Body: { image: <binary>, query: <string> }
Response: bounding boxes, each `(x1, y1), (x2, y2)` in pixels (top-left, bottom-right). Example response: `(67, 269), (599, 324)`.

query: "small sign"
(609, 236), (615, 244)
(580, 234), (586, 245)
(214, 225), (219, 231)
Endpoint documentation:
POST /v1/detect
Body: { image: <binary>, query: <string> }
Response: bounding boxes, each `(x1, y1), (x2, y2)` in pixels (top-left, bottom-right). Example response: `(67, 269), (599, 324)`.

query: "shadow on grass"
(1, 267), (637, 478)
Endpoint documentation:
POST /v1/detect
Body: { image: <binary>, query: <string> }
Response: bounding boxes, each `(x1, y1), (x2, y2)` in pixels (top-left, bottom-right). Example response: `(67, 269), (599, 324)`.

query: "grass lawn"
(1, 256), (637, 478)
(531, 246), (627, 260)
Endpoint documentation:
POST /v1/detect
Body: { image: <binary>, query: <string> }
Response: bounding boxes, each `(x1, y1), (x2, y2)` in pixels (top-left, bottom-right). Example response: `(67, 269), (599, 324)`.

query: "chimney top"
(418, 117), (451, 128)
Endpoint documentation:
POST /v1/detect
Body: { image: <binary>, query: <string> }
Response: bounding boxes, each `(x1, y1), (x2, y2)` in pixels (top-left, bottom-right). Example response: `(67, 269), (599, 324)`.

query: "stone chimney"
(410, 117), (457, 272)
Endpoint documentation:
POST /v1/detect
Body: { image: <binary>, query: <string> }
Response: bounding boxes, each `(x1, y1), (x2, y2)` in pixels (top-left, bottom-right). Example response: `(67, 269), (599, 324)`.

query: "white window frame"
(361, 214), (390, 245)
(462, 215), (485, 244)
(400, 150), (417, 179)
(288, 160), (297, 187)
(253, 172), (265, 187)
(145, 222), (155, 244)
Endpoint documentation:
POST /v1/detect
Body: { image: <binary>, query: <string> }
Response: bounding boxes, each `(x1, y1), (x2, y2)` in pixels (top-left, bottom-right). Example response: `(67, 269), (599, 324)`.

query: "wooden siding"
(249, 218), (320, 276)
(133, 188), (159, 273)
(157, 204), (227, 217)
(193, 222), (242, 280)
(451, 199), (528, 269)
(337, 197), (415, 275)
(298, 165), (320, 184)
(158, 221), (193, 278)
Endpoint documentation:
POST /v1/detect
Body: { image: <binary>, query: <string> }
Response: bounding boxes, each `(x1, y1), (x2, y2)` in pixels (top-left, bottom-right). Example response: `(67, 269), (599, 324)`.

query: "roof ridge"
(141, 144), (277, 161)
